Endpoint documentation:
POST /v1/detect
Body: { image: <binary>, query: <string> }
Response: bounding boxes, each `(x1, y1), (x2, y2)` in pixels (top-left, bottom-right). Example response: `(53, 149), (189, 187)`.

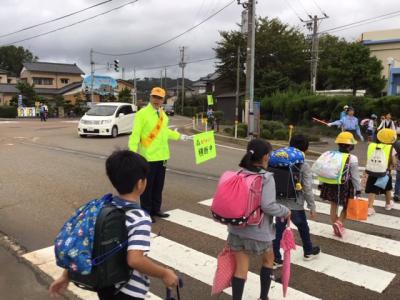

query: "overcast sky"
(0, 0), (398, 81)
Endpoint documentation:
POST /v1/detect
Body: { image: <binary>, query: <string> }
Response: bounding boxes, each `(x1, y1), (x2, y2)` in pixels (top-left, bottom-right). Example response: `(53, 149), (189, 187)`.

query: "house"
(0, 69), (18, 84)
(360, 29), (400, 94)
(0, 83), (19, 105)
(191, 79), (207, 95)
(201, 72), (244, 122)
(20, 62), (84, 89)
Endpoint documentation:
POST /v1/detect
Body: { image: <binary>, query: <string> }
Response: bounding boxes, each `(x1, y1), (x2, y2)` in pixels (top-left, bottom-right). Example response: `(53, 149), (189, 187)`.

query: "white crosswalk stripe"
(165, 209), (396, 293)
(199, 199), (400, 257)
(22, 196), (400, 299)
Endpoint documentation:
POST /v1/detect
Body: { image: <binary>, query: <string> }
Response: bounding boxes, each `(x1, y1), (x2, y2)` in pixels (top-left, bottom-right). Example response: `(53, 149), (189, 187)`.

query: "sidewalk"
(0, 245), (55, 300)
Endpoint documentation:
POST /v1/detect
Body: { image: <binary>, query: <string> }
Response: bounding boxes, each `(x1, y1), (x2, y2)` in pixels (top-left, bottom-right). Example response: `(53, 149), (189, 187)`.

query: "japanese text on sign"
(193, 131), (217, 164)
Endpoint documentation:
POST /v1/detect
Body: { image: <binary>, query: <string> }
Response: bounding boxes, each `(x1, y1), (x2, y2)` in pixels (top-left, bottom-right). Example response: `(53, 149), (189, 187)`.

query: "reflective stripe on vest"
(318, 153), (349, 184)
(367, 143), (392, 169)
(140, 109), (165, 148)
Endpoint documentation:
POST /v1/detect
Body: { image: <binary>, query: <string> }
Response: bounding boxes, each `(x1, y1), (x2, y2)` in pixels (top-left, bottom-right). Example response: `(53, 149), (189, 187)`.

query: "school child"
(317, 132), (361, 238)
(272, 135), (320, 268)
(227, 139), (290, 300)
(365, 129), (397, 214)
(49, 150), (178, 300)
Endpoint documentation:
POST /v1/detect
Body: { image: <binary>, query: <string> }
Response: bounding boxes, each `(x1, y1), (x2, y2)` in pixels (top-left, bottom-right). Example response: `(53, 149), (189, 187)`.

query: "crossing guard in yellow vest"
(129, 87), (189, 222)
(365, 128), (397, 215)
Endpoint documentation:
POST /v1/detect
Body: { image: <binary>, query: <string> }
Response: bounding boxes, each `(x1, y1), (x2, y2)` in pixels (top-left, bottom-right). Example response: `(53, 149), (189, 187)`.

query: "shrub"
(0, 106), (17, 118)
(223, 127), (233, 135)
(213, 110), (224, 121)
(262, 120), (285, 132)
(260, 128), (272, 139)
(237, 127), (247, 138)
(273, 129), (288, 140)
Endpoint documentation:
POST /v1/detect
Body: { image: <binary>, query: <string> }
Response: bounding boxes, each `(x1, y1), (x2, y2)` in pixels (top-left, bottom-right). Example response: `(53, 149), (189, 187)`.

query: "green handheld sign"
(207, 94), (214, 105)
(193, 131), (217, 164)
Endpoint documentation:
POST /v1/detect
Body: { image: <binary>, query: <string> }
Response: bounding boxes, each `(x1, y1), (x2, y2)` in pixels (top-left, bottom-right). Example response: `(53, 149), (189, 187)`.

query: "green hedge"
(261, 92), (400, 125)
(0, 106), (17, 118)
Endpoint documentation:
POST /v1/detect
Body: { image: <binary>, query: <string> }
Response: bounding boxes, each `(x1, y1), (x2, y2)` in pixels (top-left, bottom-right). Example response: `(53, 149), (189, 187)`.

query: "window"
(61, 78), (69, 84)
(33, 77), (53, 85)
(117, 105), (133, 116)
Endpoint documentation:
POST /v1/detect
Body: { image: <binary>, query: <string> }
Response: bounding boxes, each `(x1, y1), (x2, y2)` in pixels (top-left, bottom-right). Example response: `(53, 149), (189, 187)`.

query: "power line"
(311, 0), (327, 17)
(321, 9), (400, 34)
(296, 0), (312, 19)
(136, 57), (216, 71)
(0, 0), (112, 39)
(6, 0), (139, 45)
(93, 0), (236, 56)
(283, 0), (304, 22)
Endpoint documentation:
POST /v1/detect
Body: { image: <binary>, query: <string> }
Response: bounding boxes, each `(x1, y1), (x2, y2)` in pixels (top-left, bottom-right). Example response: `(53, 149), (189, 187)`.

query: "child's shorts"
(227, 233), (272, 255)
(365, 174), (393, 195)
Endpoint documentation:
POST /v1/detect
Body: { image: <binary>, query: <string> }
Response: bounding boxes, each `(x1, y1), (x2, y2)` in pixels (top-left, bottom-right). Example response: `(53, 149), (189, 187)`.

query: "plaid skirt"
(319, 181), (354, 208)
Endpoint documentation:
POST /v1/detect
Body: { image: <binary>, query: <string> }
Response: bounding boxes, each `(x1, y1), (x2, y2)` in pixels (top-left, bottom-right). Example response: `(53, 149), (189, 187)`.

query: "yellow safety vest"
(128, 104), (180, 162)
(367, 143), (392, 169)
(318, 153), (349, 184)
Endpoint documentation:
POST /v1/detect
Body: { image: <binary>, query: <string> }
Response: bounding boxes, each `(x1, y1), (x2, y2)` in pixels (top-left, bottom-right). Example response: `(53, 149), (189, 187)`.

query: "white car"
(78, 102), (136, 138)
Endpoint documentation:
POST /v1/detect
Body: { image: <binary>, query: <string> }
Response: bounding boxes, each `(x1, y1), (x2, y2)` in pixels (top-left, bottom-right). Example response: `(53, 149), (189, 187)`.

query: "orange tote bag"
(346, 198), (369, 221)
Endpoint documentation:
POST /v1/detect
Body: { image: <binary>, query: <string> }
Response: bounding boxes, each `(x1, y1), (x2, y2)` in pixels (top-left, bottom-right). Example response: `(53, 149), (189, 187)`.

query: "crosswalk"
(23, 191), (399, 300)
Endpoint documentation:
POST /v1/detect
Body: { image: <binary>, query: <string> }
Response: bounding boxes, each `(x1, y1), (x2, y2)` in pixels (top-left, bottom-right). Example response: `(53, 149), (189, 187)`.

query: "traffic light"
(114, 59), (120, 72)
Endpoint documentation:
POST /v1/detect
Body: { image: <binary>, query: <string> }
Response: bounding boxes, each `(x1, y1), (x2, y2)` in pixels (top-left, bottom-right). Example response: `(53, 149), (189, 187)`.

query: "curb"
(188, 128), (323, 157)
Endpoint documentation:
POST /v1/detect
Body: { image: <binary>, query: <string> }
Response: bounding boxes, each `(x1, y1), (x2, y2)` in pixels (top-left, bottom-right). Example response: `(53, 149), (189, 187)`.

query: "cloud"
(0, 0), (399, 80)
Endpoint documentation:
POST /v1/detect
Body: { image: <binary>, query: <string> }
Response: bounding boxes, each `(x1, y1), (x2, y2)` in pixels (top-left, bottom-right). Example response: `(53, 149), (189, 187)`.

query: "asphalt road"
(0, 117), (399, 300)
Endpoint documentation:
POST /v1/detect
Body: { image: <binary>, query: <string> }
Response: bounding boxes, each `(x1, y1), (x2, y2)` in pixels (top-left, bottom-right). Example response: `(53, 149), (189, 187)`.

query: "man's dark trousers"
(140, 161), (166, 215)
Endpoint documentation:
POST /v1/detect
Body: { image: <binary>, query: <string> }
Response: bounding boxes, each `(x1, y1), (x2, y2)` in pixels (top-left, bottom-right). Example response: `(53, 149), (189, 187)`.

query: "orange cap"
(150, 87), (166, 98)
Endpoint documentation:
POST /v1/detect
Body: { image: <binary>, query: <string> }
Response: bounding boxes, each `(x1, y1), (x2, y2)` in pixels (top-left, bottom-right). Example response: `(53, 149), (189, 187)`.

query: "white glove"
(181, 134), (190, 141)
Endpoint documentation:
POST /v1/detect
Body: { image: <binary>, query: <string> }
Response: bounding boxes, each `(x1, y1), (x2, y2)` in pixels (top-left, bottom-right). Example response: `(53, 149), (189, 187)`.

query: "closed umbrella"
(280, 218), (296, 297)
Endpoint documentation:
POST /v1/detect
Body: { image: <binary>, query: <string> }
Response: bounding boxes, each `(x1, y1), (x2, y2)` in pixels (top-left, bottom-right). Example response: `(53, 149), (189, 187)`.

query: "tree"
(118, 87), (133, 103)
(15, 81), (37, 106)
(0, 45), (38, 75)
(328, 42), (385, 96)
(214, 17), (309, 97)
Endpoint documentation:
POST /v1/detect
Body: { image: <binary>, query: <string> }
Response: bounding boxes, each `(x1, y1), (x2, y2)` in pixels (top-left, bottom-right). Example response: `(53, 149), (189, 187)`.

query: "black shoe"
(153, 211), (170, 218)
(304, 246), (321, 261)
(394, 195), (400, 203)
(273, 258), (283, 269)
(150, 216), (156, 223)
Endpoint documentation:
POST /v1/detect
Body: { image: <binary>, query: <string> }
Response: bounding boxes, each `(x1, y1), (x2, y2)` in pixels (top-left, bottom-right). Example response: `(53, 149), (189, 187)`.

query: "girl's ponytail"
(239, 139), (272, 170)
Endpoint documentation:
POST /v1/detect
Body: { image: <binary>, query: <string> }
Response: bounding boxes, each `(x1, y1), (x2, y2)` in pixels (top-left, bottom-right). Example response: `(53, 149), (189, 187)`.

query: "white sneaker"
(385, 201), (394, 211)
(368, 207), (376, 216)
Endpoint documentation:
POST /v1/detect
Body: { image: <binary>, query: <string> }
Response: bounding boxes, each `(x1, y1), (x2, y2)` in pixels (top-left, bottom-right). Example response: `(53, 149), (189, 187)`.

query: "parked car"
(78, 103), (136, 138)
(163, 104), (175, 116)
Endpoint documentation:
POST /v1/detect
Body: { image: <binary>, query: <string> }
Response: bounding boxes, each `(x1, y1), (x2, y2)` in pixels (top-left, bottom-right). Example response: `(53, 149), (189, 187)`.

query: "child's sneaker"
(385, 201), (394, 211)
(273, 258), (283, 269)
(303, 246), (321, 261)
(333, 221), (344, 238)
(368, 207), (376, 216)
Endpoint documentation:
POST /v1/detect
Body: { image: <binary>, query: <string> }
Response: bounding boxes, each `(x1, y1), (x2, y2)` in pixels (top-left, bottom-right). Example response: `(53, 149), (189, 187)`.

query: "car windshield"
(86, 105), (117, 116)
(164, 105), (173, 110)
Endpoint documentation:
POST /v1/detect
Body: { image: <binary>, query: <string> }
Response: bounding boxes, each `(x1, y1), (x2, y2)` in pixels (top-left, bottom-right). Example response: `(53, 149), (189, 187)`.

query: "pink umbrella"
(280, 219), (296, 297)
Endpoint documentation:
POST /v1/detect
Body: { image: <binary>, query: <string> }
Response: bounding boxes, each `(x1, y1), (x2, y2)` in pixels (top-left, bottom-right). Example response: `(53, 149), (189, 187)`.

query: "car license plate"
(87, 127), (95, 132)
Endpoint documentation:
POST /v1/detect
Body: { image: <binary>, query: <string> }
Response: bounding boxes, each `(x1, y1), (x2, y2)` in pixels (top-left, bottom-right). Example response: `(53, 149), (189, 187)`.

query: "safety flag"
(207, 94), (214, 106)
(193, 131), (217, 164)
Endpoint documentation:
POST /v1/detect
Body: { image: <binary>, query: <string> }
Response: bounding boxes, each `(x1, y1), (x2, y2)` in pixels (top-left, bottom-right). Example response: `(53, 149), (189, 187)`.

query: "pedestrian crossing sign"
(193, 131), (216, 164)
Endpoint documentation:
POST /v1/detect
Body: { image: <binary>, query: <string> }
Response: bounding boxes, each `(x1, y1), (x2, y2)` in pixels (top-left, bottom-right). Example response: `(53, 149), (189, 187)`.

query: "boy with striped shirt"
(49, 150), (178, 299)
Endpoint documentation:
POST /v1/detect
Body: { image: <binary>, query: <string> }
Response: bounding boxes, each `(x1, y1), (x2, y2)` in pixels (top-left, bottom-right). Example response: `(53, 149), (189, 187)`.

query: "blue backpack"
(55, 194), (136, 290)
(55, 194), (113, 274)
(268, 147), (305, 200)
(268, 147), (305, 167)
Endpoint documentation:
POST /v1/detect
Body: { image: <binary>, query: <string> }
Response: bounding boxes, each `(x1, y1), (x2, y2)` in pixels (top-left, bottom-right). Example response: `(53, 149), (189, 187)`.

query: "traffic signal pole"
(90, 48), (95, 103)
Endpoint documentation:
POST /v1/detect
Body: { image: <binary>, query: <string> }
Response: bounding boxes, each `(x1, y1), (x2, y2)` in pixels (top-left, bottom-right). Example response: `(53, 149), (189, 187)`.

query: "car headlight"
(100, 120), (112, 125)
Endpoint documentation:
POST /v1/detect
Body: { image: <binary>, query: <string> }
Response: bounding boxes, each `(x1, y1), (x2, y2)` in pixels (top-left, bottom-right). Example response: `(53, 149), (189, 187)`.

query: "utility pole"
(179, 47), (186, 115)
(160, 69), (163, 88)
(164, 67), (167, 90)
(122, 67), (125, 80)
(90, 48), (95, 103)
(304, 14), (328, 93)
(235, 46), (241, 139)
(133, 67), (137, 106)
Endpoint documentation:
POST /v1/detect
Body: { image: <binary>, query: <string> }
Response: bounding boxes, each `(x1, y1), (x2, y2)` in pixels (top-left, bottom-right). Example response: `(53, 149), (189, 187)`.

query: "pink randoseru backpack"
(211, 171), (264, 226)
